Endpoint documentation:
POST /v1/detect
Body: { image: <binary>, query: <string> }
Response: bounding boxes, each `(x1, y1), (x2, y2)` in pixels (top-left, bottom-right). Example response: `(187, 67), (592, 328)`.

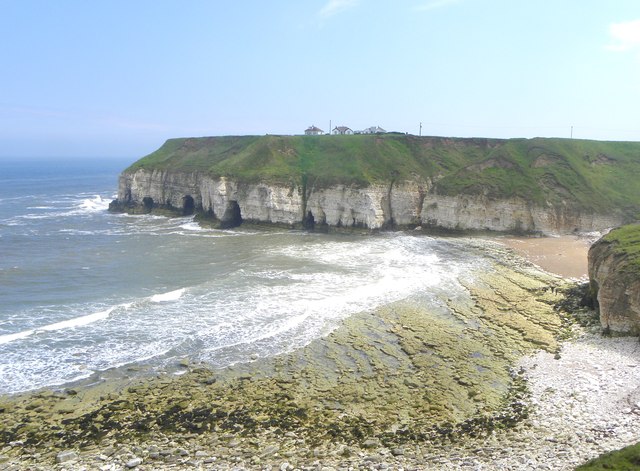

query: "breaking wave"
(0, 179), (487, 394)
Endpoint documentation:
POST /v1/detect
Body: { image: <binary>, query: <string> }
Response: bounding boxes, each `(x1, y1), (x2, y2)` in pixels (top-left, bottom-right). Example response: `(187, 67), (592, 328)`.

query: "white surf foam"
(39, 306), (116, 332)
(0, 305), (124, 345)
(11, 194), (111, 221)
(78, 195), (109, 213)
(179, 220), (202, 231)
(0, 329), (35, 345)
(150, 288), (186, 303)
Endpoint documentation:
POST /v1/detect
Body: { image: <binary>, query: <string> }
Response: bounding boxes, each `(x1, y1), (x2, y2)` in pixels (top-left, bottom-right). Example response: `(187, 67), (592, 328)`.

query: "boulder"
(588, 224), (640, 334)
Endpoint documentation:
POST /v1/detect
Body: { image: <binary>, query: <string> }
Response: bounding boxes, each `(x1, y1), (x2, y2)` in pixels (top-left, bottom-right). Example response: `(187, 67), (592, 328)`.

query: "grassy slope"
(126, 134), (640, 218)
(576, 442), (640, 470)
(601, 223), (640, 276)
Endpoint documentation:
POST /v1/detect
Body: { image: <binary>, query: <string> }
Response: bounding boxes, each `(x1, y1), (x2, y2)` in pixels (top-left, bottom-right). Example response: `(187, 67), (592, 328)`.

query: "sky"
(1, 0), (640, 158)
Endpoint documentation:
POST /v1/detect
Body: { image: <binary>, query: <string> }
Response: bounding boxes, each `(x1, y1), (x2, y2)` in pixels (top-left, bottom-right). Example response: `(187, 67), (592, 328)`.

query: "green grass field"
(576, 442), (640, 470)
(126, 134), (640, 219)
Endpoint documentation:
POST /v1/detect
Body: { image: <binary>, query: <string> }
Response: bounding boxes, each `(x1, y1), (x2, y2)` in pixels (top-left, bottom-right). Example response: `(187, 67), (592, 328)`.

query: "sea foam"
(78, 195), (110, 213)
(39, 306), (117, 331)
(0, 305), (123, 345)
(150, 288), (186, 303)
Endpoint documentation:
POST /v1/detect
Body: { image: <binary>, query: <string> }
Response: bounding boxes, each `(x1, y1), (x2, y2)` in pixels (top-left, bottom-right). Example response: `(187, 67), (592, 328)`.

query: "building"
(304, 125), (324, 135)
(332, 126), (353, 135)
(359, 126), (386, 134)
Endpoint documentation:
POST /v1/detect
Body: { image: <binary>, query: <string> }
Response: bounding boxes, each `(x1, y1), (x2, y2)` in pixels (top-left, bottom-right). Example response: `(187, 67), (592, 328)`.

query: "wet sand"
(497, 235), (594, 279)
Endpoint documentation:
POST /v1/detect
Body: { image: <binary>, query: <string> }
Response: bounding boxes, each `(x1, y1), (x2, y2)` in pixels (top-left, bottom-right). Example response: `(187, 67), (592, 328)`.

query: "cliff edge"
(588, 223), (640, 334)
(110, 134), (640, 234)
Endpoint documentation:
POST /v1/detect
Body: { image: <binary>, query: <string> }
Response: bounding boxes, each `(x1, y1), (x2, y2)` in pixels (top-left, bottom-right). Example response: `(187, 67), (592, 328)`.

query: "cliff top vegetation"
(126, 134), (640, 218)
(601, 223), (640, 276)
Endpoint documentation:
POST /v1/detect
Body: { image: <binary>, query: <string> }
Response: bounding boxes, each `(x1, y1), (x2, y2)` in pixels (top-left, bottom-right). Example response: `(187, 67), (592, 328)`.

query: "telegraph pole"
(419, 122), (422, 137)
(570, 126), (573, 139)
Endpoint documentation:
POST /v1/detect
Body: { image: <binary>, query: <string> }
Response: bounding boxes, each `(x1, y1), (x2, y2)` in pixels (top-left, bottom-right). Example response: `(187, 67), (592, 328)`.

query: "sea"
(0, 157), (489, 395)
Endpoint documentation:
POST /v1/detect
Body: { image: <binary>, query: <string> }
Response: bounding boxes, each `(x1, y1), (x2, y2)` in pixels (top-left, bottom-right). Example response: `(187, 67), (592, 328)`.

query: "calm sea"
(0, 158), (486, 394)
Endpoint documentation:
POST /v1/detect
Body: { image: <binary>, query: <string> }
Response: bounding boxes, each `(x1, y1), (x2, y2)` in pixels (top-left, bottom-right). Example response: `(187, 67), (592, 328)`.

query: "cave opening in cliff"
(303, 210), (315, 230)
(220, 200), (243, 229)
(142, 197), (154, 213)
(182, 195), (195, 216)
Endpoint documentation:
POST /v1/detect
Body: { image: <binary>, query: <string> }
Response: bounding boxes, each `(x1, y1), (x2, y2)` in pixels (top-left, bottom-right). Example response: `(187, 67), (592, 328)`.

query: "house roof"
(305, 125), (324, 132)
(333, 126), (352, 132)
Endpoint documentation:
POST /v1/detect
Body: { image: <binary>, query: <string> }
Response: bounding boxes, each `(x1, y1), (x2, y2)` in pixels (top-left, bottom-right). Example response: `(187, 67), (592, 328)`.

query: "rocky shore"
(1, 240), (638, 470)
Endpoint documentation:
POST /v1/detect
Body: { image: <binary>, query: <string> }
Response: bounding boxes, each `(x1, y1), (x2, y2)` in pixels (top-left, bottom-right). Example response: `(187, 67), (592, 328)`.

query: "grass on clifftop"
(602, 223), (640, 276)
(127, 134), (640, 218)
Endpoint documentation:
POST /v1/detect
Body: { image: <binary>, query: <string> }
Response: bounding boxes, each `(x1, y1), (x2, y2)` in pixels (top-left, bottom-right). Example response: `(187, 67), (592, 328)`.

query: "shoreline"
(2, 237), (637, 470)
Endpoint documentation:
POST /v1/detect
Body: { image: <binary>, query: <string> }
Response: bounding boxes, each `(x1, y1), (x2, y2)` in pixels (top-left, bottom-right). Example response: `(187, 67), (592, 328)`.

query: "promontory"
(110, 134), (640, 234)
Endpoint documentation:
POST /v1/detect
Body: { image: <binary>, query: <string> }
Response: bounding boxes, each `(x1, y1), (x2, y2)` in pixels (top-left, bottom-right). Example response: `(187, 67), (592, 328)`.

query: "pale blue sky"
(1, 0), (639, 158)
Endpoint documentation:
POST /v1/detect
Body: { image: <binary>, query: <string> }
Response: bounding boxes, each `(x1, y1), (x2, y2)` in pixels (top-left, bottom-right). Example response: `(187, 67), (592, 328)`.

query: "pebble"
(261, 445), (279, 456)
(102, 446), (116, 457)
(125, 457), (143, 468)
(362, 439), (379, 449)
(228, 439), (241, 448)
(55, 450), (78, 464)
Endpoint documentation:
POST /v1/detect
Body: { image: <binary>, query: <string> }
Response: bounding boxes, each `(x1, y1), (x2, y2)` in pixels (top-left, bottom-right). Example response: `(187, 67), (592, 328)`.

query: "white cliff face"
(421, 195), (622, 234)
(306, 185), (387, 228)
(421, 195), (535, 232)
(116, 169), (622, 234)
(120, 170), (201, 209)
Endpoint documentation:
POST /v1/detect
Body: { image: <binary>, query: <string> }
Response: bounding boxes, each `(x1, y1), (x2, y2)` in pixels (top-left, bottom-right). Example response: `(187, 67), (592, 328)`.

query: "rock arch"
(182, 195), (195, 216)
(220, 200), (243, 229)
(142, 196), (154, 213)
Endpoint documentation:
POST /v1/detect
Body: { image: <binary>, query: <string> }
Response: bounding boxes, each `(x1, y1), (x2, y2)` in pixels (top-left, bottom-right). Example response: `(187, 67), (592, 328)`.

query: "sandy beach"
(497, 234), (595, 280)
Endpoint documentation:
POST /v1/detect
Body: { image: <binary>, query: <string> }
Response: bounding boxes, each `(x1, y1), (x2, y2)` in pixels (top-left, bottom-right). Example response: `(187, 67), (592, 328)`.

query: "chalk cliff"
(588, 224), (640, 334)
(110, 134), (640, 234)
(111, 168), (622, 234)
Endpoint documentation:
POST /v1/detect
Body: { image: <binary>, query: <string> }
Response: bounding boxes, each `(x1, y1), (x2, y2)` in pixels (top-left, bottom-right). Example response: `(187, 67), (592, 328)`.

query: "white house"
(304, 125), (324, 135)
(359, 126), (386, 134)
(332, 126), (353, 135)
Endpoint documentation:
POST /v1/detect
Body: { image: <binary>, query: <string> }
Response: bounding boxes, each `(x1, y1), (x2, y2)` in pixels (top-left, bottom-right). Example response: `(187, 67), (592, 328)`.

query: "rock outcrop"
(110, 168), (622, 235)
(588, 224), (640, 334)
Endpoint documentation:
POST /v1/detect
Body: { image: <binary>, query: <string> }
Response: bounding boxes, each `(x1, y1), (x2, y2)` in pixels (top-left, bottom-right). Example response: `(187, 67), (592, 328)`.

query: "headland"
(109, 135), (640, 235)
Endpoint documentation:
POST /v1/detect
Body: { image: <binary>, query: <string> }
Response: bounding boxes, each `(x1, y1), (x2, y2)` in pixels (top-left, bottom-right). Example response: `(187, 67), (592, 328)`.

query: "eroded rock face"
(589, 232), (640, 334)
(421, 195), (620, 234)
(111, 169), (622, 234)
